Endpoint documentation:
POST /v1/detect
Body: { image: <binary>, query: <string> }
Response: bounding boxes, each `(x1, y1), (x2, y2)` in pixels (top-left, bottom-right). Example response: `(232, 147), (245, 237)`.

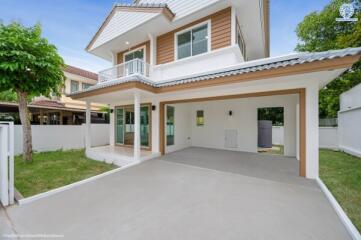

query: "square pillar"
(134, 92), (141, 161)
(85, 101), (91, 152)
(305, 85), (319, 179)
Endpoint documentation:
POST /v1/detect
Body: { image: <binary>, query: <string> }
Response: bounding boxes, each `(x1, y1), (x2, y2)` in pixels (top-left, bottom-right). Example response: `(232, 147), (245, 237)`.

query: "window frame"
(166, 105), (175, 146)
(196, 110), (204, 126)
(70, 80), (79, 93)
(174, 20), (211, 61)
(235, 18), (247, 60)
(82, 83), (93, 90)
(122, 45), (146, 63)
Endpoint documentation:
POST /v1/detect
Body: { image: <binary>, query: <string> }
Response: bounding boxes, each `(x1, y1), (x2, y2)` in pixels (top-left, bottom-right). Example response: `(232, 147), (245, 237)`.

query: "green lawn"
(15, 149), (117, 197)
(319, 149), (361, 232)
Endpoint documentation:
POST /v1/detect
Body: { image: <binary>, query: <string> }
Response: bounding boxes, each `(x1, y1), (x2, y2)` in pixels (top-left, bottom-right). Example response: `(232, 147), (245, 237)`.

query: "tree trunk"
(16, 90), (32, 162)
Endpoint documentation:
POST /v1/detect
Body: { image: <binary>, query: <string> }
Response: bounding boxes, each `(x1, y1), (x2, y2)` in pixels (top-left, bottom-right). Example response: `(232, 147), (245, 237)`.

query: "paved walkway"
(3, 148), (351, 239)
(0, 204), (16, 238)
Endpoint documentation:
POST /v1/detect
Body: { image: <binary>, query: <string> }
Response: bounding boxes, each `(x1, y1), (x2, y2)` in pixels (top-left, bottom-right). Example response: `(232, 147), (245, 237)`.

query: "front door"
(115, 105), (150, 147)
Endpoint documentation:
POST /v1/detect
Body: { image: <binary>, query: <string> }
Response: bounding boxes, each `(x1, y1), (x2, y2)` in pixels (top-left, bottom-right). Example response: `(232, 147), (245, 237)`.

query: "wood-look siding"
(157, 8), (232, 65)
(117, 41), (151, 64)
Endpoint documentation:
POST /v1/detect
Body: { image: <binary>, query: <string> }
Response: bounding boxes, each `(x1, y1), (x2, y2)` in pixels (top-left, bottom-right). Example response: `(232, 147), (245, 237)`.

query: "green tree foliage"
(295, 0), (361, 118)
(258, 107), (284, 126)
(0, 90), (17, 102)
(0, 22), (65, 162)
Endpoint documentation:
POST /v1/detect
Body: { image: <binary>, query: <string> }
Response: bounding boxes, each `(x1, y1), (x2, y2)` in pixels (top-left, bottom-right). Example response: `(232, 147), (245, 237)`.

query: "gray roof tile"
(69, 47), (361, 96)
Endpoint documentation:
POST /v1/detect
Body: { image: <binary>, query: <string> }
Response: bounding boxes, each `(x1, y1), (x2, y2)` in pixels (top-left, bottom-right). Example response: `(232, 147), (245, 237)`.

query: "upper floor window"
(236, 19), (247, 60)
(82, 83), (92, 90)
(70, 80), (79, 93)
(176, 22), (209, 60)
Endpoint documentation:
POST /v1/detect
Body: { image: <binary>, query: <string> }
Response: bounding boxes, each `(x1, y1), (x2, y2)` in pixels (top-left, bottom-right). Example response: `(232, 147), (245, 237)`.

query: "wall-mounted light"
(229, 110), (233, 116)
(152, 105), (156, 111)
(110, 109), (114, 114)
(125, 41), (130, 45)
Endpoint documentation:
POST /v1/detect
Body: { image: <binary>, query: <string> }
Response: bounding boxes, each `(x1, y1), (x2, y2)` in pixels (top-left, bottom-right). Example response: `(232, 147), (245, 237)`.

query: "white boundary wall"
(338, 84), (361, 158)
(338, 107), (361, 158)
(272, 126), (338, 150)
(14, 124), (109, 155)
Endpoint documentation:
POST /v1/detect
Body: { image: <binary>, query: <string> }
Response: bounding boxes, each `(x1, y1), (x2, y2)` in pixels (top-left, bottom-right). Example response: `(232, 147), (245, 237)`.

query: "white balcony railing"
(98, 59), (150, 83)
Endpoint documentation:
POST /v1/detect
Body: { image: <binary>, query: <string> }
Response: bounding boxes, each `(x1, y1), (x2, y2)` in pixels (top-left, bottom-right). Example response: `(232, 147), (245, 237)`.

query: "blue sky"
(0, 0), (331, 72)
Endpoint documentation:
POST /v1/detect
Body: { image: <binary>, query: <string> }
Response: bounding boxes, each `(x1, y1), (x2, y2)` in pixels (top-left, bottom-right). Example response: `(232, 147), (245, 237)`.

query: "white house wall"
(151, 46), (243, 81)
(187, 95), (298, 155)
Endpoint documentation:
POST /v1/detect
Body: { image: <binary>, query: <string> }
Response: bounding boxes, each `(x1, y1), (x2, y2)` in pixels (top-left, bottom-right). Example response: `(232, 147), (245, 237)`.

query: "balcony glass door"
(124, 48), (144, 76)
(115, 105), (150, 147)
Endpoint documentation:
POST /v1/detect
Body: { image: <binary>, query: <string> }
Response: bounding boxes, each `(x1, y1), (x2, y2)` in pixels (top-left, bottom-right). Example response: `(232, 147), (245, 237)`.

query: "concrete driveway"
(4, 148), (350, 239)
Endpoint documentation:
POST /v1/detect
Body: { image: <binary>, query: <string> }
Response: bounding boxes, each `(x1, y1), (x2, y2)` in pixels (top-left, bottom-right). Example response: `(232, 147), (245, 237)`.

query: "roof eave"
(69, 51), (361, 100)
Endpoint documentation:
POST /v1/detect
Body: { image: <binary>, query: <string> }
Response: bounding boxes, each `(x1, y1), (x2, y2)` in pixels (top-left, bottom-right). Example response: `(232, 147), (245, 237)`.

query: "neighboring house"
(0, 65), (108, 125)
(69, 0), (361, 179)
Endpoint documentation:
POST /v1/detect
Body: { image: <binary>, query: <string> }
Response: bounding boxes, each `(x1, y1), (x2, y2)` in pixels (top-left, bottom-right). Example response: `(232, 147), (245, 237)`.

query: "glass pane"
(116, 108), (124, 144)
(177, 31), (191, 59)
(124, 52), (134, 62)
(192, 24), (208, 56)
(133, 49), (144, 60)
(82, 83), (92, 90)
(140, 106), (149, 146)
(125, 111), (134, 133)
(71, 80), (79, 93)
(166, 106), (175, 146)
(196, 110), (204, 126)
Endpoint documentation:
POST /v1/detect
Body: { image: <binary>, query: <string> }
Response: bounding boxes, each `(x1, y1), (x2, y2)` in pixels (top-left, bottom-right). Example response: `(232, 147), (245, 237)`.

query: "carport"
(159, 90), (303, 177)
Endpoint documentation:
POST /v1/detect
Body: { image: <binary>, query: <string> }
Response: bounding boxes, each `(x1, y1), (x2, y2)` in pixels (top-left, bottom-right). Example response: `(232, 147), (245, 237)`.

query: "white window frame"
(174, 20), (211, 61)
(122, 45), (146, 63)
(122, 45), (147, 76)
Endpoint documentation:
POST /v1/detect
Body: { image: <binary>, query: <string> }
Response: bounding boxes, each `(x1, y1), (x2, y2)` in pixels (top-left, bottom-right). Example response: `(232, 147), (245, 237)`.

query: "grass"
(319, 149), (361, 232)
(15, 149), (117, 197)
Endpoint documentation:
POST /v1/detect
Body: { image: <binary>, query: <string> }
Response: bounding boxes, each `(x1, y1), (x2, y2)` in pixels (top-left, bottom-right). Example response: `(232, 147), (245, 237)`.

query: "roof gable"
(87, 3), (174, 51)
(138, 0), (221, 20)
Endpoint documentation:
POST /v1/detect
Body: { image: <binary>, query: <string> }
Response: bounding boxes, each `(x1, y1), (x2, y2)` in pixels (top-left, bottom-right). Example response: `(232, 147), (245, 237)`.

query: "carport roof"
(69, 47), (361, 98)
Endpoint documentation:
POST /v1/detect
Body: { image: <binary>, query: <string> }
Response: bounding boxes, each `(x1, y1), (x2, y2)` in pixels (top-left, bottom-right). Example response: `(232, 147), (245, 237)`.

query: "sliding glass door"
(115, 105), (150, 147)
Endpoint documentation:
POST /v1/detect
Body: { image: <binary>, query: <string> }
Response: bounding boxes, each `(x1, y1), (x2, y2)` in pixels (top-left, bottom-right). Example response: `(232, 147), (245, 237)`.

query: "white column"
(85, 101), (91, 152)
(148, 33), (157, 76)
(0, 126), (9, 206)
(110, 51), (117, 66)
(284, 101), (297, 157)
(134, 92), (141, 161)
(306, 84), (319, 179)
(109, 104), (115, 146)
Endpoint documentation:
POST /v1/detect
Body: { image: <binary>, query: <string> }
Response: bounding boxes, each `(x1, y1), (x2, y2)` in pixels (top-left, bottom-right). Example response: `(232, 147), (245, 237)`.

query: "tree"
(295, 0), (361, 118)
(0, 22), (65, 162)
(0, 90), (18, 102)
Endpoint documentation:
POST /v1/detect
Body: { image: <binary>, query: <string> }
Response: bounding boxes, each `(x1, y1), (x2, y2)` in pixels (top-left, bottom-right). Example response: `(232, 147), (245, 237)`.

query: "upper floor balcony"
(98, 59), (150, 83)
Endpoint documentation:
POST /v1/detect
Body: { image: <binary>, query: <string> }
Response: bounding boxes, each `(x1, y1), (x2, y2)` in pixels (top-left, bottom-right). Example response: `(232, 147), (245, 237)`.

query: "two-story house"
(70, 0), (361, 179)
(0, 65), (107, 125)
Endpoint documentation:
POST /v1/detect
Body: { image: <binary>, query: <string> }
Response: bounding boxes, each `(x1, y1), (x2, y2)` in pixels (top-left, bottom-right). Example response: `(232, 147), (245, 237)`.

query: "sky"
(0, 0), (331, 72)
